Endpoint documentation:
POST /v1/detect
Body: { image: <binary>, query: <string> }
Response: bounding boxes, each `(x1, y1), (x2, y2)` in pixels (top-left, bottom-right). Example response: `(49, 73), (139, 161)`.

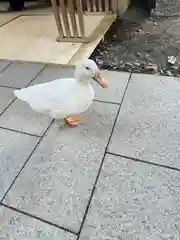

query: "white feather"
(13, 59), (101, 120)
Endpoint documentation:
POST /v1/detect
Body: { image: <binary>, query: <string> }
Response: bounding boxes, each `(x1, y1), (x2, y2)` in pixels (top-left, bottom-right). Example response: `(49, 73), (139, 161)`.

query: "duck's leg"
(64, 117), (80, 126)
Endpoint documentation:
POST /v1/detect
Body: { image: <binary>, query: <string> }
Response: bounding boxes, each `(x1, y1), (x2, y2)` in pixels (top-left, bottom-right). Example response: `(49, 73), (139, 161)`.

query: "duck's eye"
(86, 67), (90, 70)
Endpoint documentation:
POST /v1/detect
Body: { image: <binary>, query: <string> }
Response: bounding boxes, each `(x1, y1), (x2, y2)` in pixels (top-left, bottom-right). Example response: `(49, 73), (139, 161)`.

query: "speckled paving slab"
(30, 65), (130, 104)
(3, 102), (118, 233)
(0, 87), (15, 115)
(108, 73), (180, 169)
(0, 206), (77, 240)
(0, 67), (129, 136)
(0, 60), (10, 72)
(0, 61), (44, 88)
(79, 154), (180, 240)
(0, 14), (18, 27)
(0, 128), (39, 200)
(0, 99), (52, 136)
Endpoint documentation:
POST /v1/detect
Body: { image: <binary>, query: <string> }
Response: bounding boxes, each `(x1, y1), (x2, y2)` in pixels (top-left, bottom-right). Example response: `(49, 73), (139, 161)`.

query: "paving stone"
(0, 87), (15, 115)
(0, 128), (39, 200)
(108, 73), (180, 168)
(31, 66), (130, 103)
(0, 99), (52, 136)
(3, 102), (119, 232)
(0, 62), (44, 88)
(0, 206), (77, 240)
(29, 65), (74, 85)
(0, 60), (10, 72)
(92, 71), (130, 104)
(79, 154), (180, 240)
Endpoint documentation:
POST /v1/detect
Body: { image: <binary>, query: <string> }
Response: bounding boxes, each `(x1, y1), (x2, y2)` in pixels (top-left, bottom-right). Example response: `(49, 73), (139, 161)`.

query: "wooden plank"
(98, 0), (103, 12)
(111, 0), (118, 12)
(92, 0), (97, 12)
(68, 0), (79, 37)
(116, 0), (129, 14)
(76, 0), (85, 38)
(105, 0), (109, 11)
(69, 14), (116, 65)
(86, 0), (91, 11)
(59, 0), (71, 37)
(51, 0), (63, 37)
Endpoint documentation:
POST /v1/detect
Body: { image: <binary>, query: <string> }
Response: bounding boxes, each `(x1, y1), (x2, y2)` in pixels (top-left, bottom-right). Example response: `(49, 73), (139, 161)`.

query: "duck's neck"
(75, 73), (91, 86)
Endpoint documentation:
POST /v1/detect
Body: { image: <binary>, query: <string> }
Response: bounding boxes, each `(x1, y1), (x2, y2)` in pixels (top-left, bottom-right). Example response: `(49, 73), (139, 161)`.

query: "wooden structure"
(51, 0), (129, 42)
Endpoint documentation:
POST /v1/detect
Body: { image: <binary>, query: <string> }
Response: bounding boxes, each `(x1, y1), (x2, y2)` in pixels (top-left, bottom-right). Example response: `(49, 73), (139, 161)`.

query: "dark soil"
(91, 0), (180, 77)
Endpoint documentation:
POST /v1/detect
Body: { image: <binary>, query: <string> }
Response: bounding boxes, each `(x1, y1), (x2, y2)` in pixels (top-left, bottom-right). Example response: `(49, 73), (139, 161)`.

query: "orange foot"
(64, 117), (80, 126)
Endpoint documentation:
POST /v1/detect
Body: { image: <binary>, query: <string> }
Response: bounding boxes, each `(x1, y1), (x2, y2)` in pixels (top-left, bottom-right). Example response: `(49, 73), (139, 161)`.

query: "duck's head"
(75, 59), (108, 88)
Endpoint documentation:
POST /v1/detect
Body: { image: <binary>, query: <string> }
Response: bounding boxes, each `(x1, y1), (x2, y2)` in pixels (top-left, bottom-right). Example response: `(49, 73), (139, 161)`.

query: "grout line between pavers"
(93, 99), (121, 105)
(0, 98), (16, 118)
(0, 120), (54, 203)
(76, 73), (132, 238)
(25, 65), (46, 87)
(0, 126), (41, 138)
(0, 85), (20, 90)
(0, 15), (21, 28)
(0, 62), (46, 117)
(0, 61), (13, 73)
(0, 202), (78, 236)
(1, 64), (46, 89)
(106, 151), (180, 172)
(0, 65), (46, 118)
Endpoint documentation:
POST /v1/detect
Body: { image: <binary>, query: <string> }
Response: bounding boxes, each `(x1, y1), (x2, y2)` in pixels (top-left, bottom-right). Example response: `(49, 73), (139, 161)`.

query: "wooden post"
(117, 0), (129, 15)
(111, 0), (118, 13)
(76, 0), (85, 38)
(68, 0), (79, 38)
(51, 0), (64, 37)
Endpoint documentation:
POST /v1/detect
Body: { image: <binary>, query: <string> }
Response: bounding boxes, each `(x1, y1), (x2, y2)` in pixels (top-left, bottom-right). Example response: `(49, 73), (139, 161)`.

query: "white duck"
(13, 59), (108, 126)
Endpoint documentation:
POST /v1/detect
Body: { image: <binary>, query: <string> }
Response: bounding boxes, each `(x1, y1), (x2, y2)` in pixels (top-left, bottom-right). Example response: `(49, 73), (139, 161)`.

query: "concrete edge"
(68, 14), (116, 66)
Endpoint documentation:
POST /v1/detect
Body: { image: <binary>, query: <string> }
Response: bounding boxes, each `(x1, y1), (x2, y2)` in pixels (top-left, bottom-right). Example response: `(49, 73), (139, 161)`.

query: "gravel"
(91, 0), (180, 77)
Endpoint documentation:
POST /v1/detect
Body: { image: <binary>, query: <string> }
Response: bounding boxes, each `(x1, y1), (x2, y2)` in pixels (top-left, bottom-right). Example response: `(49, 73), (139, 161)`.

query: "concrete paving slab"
(0, 206), (77, 240)
(0, 62), (44, 88)
(3, 102), (118, 232)
(29, 65), (75, 86)
(0, 87), (15, 115)
(30, 66), (130, 103)
(0, 14), (19, 27)
(108, 73), (180, 168)
(0, 14), (104, 64)
(92, 71), (130, 104)
(0, 99), (52, 136)
(0, 60), (10, 72)
(0, 128), (39, 200)
(79, 154), (180, 240)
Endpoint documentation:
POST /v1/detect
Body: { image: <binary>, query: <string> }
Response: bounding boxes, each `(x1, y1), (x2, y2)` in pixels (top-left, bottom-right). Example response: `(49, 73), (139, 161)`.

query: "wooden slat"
(68, 0), (79, 37)
(92, 0), (97, 12)
(76, 0), (85, 38)
(86, 0), (91, 11)
(111, 0), (118, 12)
(98, 0), (103, 11)
(105, 0), (109, 11)
(59, 0), (71, 37)
(51, 0), (63, 37)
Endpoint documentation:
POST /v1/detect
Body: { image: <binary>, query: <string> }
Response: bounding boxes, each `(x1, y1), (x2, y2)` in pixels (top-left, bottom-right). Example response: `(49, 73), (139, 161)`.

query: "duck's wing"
(13, 78), (75, 111)
(14, 79), (73, 101)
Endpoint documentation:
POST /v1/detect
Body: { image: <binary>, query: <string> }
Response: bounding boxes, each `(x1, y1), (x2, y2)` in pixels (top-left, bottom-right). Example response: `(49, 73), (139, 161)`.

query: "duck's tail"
(13, 89), (27, 102)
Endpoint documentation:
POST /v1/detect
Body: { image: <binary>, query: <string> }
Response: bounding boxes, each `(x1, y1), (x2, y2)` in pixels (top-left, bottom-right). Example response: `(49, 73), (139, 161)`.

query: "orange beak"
(93, 74), (108, 88)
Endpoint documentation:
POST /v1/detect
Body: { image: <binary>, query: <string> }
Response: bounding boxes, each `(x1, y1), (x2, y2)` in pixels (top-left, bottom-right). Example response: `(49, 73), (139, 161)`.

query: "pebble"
(159, 233), (173, 239)
(168, 56), (177, 65)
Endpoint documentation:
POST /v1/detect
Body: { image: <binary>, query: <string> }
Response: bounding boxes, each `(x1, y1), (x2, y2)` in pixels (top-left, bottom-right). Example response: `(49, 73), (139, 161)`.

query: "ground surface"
(91, 0), (180, 77)
(0, 2), (114, 65)
(0, 59), (180, 239)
